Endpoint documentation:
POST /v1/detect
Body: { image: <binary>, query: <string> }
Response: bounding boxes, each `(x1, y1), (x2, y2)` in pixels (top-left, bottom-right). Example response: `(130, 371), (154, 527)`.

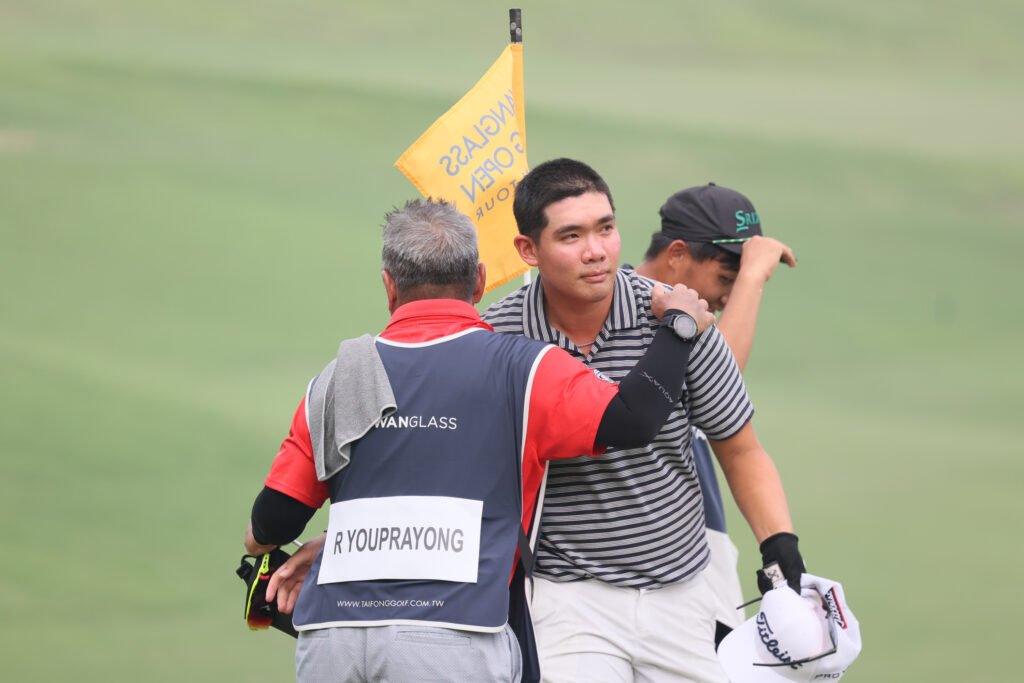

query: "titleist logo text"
(757, 613), (800, 670)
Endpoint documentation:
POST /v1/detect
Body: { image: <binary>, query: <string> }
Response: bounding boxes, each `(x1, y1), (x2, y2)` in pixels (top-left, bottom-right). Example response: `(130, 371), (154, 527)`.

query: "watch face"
(672, 314), (698, 339)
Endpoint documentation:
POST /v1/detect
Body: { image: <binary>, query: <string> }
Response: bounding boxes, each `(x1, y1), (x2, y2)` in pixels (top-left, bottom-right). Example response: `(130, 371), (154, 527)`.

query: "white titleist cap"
(718, 573), (862, 682)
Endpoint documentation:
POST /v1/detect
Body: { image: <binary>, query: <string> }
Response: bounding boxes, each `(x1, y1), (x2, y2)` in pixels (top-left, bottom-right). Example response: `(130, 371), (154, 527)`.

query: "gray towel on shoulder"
(308, 334), (397, 481)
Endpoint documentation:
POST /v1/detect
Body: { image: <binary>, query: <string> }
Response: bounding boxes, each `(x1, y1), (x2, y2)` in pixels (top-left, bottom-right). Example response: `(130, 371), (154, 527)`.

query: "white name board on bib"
(318, 496), (483, 585)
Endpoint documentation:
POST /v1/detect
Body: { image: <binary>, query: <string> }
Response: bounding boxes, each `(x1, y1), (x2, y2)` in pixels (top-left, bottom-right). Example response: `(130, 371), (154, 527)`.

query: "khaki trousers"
(531, 573), (728, 683)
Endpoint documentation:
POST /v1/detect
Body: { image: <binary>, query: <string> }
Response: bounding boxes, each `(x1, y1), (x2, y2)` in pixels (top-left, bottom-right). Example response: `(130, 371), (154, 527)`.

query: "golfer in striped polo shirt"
(484, 158), (806, 683)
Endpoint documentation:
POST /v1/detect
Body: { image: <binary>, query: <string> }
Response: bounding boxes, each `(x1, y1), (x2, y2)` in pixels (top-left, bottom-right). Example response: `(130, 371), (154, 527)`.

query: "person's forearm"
(713, 426), (794, 543)
(714, 271), (766, 372)
(246, 486), (318, 555)
(595, 326), (692, 448)
(722, 453), (793, 543)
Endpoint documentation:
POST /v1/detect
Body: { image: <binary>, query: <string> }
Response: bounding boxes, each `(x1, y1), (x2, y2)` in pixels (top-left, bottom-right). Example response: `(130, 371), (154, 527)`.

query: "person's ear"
(381, 270), (400, 313)
(513, 234), (539, 267)
(470, 262), (487, 304)
(667, 239), (691, 267)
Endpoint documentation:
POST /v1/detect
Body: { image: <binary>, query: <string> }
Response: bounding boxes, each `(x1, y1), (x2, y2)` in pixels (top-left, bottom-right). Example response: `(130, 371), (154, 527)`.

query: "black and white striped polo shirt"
(483, 269), (753, 588)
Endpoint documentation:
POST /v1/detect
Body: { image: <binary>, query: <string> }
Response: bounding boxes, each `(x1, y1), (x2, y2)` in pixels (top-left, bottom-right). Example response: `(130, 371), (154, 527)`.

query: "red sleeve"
(525, 347), (619, 463)
(264, 396), (330, 509)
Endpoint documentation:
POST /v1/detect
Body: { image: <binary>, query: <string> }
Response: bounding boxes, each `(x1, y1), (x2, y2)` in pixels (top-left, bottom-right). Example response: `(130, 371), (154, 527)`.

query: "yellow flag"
(395, 44), (529, 292)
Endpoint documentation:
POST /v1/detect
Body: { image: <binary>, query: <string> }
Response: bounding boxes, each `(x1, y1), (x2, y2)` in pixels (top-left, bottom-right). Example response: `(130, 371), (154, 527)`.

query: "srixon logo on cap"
(735, 210), (760, 232)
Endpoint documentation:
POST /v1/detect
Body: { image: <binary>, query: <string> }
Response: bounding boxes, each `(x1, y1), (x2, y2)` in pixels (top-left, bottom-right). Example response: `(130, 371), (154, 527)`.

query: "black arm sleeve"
(594, 326), (692, 450)
(250, 486), (318, 547)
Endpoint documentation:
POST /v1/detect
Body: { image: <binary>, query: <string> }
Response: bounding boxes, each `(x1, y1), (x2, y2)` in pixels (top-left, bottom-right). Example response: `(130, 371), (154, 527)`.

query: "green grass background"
(2, 1), (1021, 680)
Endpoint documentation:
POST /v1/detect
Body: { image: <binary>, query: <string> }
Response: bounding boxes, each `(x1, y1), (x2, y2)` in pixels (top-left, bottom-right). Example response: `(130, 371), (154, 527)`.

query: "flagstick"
(508, 9), (532, 286)
(509, 8), (522, 43)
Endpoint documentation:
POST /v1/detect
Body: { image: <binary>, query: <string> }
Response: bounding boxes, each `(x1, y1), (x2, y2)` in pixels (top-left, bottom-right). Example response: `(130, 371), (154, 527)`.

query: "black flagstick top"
(509, 8), (522, 43)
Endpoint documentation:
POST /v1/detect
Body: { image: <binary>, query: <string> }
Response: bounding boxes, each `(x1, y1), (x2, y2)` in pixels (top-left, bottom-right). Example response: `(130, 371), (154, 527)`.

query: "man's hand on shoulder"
(739, 235), (796, 286)
(651, 284), (716, 333)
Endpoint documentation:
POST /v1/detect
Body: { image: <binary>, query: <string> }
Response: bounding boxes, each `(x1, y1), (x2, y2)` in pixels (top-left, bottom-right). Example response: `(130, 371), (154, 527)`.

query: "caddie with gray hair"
(381, 197), (480, 300)
(242, 198), (717, 683)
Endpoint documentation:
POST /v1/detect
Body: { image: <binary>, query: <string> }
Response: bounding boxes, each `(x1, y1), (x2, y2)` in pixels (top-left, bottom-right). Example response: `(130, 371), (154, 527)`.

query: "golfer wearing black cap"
(634, 182), (797, 643)
(640, 183), (794, 326)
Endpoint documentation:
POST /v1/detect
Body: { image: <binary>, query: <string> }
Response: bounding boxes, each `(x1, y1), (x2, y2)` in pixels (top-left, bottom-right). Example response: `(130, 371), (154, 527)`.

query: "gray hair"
(381, 199), (479, 298)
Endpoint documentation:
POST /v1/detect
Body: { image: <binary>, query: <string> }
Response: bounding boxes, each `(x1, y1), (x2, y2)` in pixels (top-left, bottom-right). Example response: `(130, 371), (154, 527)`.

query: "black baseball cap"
(658, 183), (763, 255)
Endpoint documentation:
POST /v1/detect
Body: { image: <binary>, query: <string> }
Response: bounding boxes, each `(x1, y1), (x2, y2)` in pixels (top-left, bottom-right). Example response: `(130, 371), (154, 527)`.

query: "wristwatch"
(664, 309), (699, 341)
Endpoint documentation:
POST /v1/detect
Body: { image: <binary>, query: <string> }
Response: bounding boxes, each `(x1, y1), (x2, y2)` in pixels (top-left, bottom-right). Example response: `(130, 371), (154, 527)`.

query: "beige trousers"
(530, 573), (729, 683)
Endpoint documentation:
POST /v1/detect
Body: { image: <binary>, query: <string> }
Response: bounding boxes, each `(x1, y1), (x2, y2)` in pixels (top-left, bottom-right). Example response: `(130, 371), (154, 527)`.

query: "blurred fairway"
(1, 1), (1022, 680)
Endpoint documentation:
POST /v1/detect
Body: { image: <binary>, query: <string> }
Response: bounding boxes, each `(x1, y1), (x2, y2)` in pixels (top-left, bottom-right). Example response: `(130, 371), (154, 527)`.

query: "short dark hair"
(642, 233), (741, 271)
(642, 232), (676, 261)
(381, 199), (479, 300)
(513, 158), (615, 240)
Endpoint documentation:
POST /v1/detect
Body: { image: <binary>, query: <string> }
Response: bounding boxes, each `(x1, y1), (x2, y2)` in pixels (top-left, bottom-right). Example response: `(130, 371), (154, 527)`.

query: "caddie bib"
(292, 328), (551, 632)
